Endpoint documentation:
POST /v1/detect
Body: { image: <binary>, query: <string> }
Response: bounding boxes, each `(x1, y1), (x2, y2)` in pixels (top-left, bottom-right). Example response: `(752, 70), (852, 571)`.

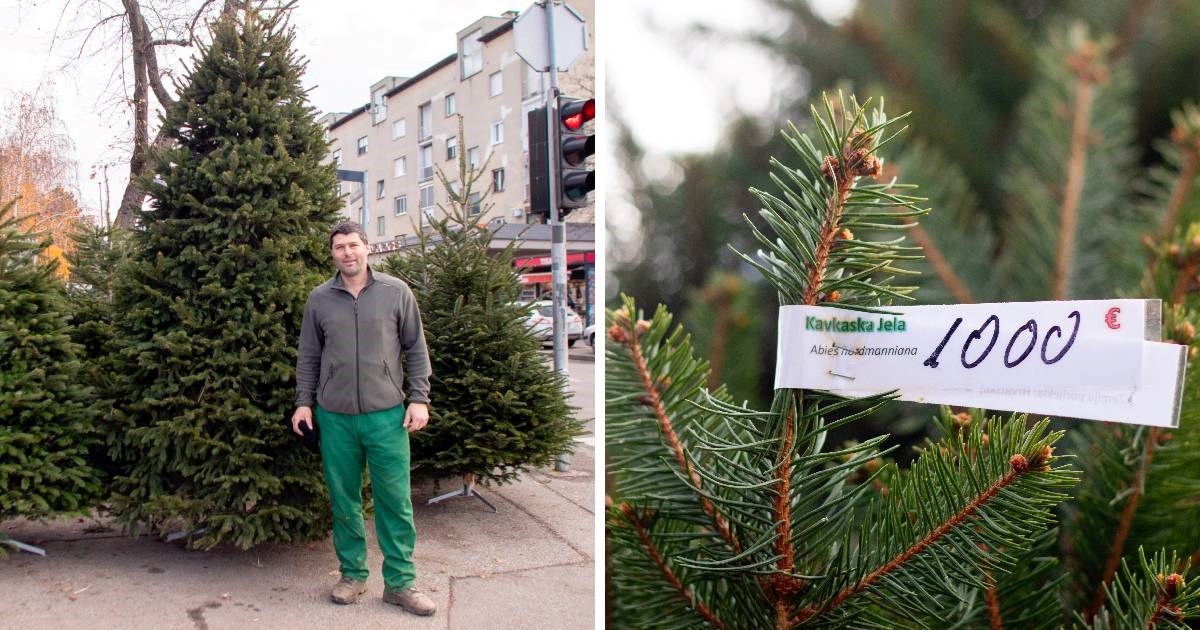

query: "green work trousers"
(317, 404), (416, 591)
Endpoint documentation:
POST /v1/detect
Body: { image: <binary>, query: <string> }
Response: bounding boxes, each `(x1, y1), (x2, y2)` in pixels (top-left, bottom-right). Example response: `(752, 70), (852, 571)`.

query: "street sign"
(514, 2), (588, 71)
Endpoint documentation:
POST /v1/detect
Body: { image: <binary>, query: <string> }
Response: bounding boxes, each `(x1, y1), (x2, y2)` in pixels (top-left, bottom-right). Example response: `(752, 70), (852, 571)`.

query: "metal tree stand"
(427, 473), (497, 512)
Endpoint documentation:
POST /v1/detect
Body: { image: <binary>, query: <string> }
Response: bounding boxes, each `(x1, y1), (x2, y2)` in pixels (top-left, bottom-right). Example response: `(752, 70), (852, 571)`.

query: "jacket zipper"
(354, 298), (362, 414)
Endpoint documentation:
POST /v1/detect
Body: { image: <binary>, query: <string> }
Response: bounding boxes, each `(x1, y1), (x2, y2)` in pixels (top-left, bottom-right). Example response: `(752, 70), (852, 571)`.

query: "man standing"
(292, 220), (436, 616)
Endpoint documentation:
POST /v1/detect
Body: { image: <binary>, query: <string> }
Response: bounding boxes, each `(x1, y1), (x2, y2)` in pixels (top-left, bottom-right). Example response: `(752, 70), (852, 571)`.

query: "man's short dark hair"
(329, 221), (369, 248)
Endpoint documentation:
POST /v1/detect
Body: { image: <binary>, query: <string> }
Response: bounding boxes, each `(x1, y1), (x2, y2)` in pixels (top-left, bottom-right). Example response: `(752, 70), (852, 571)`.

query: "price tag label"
(775, 299), (1187, 428)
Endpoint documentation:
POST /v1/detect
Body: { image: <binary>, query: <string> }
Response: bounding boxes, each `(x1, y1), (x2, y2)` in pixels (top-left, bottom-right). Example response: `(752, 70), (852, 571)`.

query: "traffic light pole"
(542, 0), (571, 472)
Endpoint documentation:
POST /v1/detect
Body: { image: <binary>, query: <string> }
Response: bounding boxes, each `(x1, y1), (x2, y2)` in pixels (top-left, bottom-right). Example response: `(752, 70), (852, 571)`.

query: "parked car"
(521, 305), (553, 342)
(521, 300), (583, 346)
(584, 323), (596, 350)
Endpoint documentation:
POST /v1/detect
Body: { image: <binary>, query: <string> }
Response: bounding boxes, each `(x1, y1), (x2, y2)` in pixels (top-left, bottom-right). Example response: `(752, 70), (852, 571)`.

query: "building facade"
(321, 2), (595, 254)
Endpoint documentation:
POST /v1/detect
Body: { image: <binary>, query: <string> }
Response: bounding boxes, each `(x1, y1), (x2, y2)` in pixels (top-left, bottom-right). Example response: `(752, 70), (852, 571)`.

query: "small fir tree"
(106, 9), (340, 549)
(605, 95), (1200, 627)
(380, 116), (580, 485)
(65, 224), (128, 480)
(0, 194), (104, 534)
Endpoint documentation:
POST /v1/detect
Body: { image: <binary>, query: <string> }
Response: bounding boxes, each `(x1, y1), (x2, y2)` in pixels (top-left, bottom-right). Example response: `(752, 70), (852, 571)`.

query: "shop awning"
(518, 272), (553, 285)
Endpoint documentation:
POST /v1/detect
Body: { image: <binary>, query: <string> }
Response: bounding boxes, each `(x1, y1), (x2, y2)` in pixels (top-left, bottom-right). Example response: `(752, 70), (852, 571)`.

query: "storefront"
(515, 251), (597, 325)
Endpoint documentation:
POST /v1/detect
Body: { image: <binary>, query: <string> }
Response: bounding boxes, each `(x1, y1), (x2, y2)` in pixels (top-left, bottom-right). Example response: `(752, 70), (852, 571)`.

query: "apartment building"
(322, 2), (595, 260)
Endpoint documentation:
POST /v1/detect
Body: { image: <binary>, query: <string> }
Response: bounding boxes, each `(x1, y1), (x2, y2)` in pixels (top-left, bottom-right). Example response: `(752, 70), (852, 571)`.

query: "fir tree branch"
(1087, 427), (1160, 621)
(1054, 43), (1106, 300)
(617, 503), (727, 630)
(901, 217), (975, 303)
(626, 324), (744, 556)
(1084, 550), (1200, 628)
(985, 572), (1004, 630)
(792, 447), (1054, 625)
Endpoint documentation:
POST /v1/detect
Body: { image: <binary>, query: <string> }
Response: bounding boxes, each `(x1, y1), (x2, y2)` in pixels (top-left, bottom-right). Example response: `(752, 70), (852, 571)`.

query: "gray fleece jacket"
(295, 268), (431, 414)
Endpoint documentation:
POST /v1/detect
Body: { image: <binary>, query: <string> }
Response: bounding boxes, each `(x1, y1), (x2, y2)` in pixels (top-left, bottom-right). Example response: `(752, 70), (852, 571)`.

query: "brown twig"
(627, 329), (743, 555)
(1141, 149), (1198, 291)
(803, 177), (853, 306)
(619, 504), (726, 629)
(1086, 427), (1160, 621)
(771, 408), (799, 628)
(1156, 138), (1198, 242)
(1054, 45), (1104, 300)
(1172, 258), (1199, 306)
(902, 218), (975, 303)
(985, 572), (1004, 630)
(791, 451), (1048, 625)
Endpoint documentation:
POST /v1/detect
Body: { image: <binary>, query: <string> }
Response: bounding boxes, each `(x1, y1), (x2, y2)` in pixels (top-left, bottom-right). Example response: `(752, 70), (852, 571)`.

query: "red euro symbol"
(1105, 307), (1121, 330)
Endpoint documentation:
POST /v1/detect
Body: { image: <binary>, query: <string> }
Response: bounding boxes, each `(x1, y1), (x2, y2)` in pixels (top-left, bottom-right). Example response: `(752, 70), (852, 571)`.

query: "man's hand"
(292, 406), (314, 436)
(404, 403), (429, 433)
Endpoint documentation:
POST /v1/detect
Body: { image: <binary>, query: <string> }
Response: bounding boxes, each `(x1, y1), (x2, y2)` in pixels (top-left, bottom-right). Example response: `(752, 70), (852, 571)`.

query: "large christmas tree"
(0, 194), (103, 530)
(106, 9), (340, 549)
(380, 118), (580, 486)
(606, 95), (1200, 627)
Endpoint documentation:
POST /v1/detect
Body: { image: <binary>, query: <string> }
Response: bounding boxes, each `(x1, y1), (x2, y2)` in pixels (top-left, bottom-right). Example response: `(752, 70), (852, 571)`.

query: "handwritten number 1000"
(922, 311), (1081, 370)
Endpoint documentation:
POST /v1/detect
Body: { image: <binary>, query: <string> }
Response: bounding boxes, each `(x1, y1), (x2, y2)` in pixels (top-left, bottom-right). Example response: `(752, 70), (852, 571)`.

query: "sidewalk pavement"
(0, 439), (595, 629)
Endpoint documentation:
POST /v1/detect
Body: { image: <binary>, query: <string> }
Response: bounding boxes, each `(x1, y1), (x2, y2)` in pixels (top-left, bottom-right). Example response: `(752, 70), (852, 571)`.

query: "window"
(459, 29), (483, 78)
(492, 168), (506, 193)
(468, 147), (480, 170)
(523, 64), (543, 98)
(445, 93), (456, 116)
(419, 184), (435, 227)
(394, 195), (408, 215)
(418, 103), (432, 142)
(490, 121), (503, 145)
(446, 136), (458, 161)
(377, 215), (386, 236)
(372, 88), (387, 124)
(392, 118), (407, 139)
(376, 179), (385, 199)
(468, 192), (482, 216)
(332, 149), (342, 166)
(489, 71), (503, 97)
(393, 156), (407, 178)
(356, 136), (368, 155)
(419, 144), (434, 180)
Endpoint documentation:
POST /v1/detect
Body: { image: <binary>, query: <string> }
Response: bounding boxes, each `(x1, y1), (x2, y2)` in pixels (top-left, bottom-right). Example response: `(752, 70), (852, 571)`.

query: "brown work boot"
(330, 576), (368, 604)
(383, 587), (437, 616)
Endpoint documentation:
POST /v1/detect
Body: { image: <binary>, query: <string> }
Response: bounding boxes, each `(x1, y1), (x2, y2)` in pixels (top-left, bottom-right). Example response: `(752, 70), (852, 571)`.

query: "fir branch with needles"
(607, 93), (1086, 628)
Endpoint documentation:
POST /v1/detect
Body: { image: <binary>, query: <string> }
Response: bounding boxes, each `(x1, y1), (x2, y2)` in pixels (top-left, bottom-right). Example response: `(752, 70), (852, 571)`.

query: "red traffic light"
(560, 98), (595, 131)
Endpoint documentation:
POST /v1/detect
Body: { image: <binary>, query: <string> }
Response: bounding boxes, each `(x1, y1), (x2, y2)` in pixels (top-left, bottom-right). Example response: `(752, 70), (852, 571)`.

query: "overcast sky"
(0, 0), (532, 222)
